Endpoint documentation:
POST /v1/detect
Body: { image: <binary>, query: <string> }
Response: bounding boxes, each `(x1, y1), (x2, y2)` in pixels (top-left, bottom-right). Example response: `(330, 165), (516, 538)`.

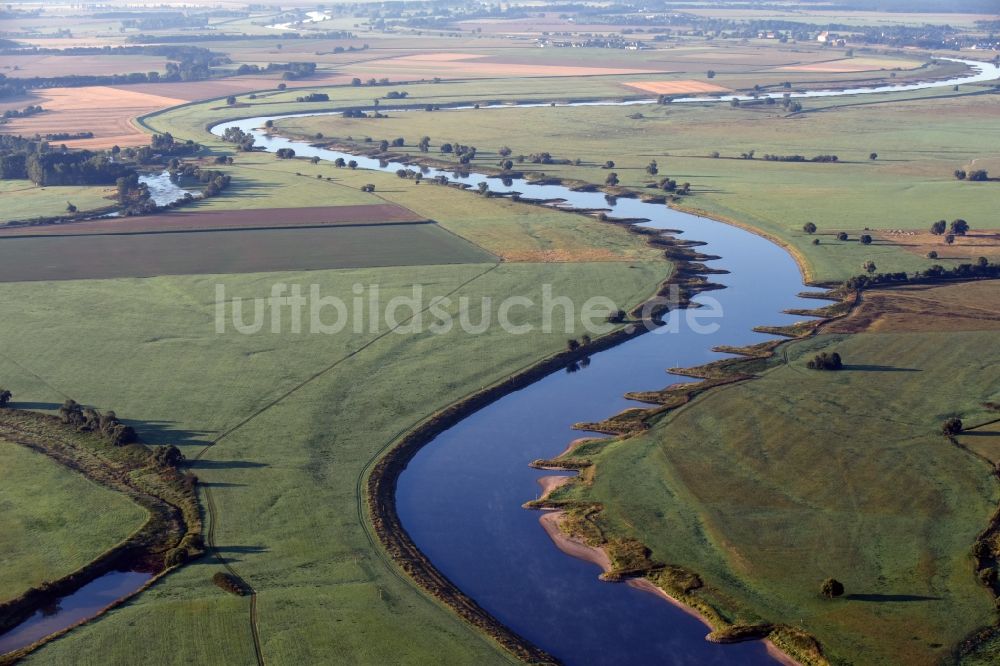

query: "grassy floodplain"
(0, 181), (116, 225)
(0, 186), (667, 663)
(0, 443), (147, 603)
(274, 86), (1000, 283)
(546, 281), (1000, 664)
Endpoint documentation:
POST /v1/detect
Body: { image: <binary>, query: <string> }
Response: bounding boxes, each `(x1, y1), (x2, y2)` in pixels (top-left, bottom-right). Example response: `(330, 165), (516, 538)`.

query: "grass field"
(272, 89), (1000, 282)
(0, 441), (147, 603)
(0, 256), (667, 664)
(550, 281), (1000, 664)
(0, 181), (116, 224)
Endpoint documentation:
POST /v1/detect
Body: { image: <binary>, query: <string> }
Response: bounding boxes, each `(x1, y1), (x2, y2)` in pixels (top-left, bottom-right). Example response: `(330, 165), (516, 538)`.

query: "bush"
(212, 571), (247, 596)
(941, 417), (963, 436)
(820, 578), (845, 598)
(0, 388), (11, 408)
(803, 222), (817, 234)
(837, 232), (848, 241)
(807, 352), (842, 371)
(927, 250), (938, 259)
(164, 547), (188, 567)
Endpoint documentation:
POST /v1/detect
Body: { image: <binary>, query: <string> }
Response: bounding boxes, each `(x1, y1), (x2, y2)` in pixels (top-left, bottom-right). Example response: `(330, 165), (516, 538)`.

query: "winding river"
(3, 56), (997, 662)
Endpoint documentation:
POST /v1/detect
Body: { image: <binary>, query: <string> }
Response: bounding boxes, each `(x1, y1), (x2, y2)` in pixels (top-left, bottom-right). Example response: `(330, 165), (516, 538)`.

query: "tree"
(361, 183), (375, 192)
(378, 139), (389, 152)
(566, 338), (580, 351)
(440, 143), (453, 154)
(860, 234), (872, 245)
(334, 157), (345, 168)
(0, 388), (11, 408)
(226, 95), (237, 106)
(837, 232), (848, 241)
(968, 170), (989, 181)
(820, 578), (845, 598)
(605, 172), (619, 186)
(418, 136), (430, 152)
(863, 259), (877, 274)
(310, 156), (320, 164)
(603, 160), (615, 169)
(646, 160), (658, 175)
(941, 417), (963, 436)
(707, 70), (716, 79)
(869, 152), (878, 161)
(954, 169), (967, 180)
(277, 83), (287, 90)
(927, 250), (938, 259)
(930, 220), (947, 235)
(945, 234), (955, 245)
(351, 77), (361, 86)
(979, 256), (990, 268)
(66, 201), (77, 213)
(950, 219), (969, 236)
(154, 445), (185, 468)
(348, 160), (358, 169)
(803, 222), (817, 234)
(807, 352), (843, 370)
(498, 146), (512, 157)
(59, 399), (84, 426)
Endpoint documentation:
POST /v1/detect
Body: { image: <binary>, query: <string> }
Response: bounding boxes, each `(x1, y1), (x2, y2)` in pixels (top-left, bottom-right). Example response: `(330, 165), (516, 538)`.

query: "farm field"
(274, 88), (1000, 282)
(0, 204), (427, 236)
(0, 223), (495, 281)
(0, 442), (148, 603)
(0, 180), (116, 224)
(549, 280), (1000, 665)
(0, 86), (186, 149)
(0, 258), (668, 665)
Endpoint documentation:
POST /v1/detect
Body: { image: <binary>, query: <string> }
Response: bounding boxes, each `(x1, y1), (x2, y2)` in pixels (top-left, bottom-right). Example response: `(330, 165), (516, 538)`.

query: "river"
(2, 55), (996, 663)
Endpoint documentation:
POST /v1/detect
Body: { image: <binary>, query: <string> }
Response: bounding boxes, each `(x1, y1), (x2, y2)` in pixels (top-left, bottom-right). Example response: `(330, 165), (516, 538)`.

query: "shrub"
(0, 388), (11, 408)
(820, 578), (845, 598)
(941, 417), (963, 436)
(927, 250), (938, 259)
(807, 352), (842, 371)
(803, 222), (817, 234)
(566, 339), (581, 351)
(164, 547), (188, 567)
(212, 571), (247, 596)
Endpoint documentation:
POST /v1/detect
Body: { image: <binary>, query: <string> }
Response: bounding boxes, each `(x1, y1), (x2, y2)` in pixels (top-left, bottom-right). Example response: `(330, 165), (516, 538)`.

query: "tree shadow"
(10, 401), (62, 411)
(187, 459), (268, 469)
(846, 593), (941, 602)
(213, 545), (268, 554)
(199, 481), (248, 488)
(842, 364), (921, 372)
(131, 420), (214, 448)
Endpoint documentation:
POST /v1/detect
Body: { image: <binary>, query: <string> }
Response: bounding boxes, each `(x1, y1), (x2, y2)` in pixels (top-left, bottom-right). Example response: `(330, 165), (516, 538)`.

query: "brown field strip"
(349, 55), (660, 78)
(2, 54), (167, 78)
(0, 204), (427, 237)
(0, 223), (495, 282)
(0, 86), (185, 149)
(875, 229), (1000, 261)
(777, 57), (924, 73)
(622, 80), (732, 95)
(824, 281), (1000, 334)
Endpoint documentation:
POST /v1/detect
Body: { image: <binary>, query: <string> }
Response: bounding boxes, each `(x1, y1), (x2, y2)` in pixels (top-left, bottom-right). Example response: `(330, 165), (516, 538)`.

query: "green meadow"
(0, 443), (147, 602)
(552, 326), (1000, 664)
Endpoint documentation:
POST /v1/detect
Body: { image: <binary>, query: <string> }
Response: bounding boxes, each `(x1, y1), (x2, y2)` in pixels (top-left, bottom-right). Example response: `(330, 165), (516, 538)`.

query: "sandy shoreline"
(537, 510), (802, 666)
(536, 475), (572, 501)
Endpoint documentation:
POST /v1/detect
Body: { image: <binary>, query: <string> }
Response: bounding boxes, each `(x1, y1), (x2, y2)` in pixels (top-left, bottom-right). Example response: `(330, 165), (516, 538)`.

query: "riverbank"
(0, 409), (203, 662)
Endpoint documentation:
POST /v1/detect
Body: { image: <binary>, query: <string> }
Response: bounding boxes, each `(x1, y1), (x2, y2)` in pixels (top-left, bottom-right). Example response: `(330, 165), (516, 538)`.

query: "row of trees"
(930, 219), (970, 236)
(844, 257), (998, 291)
(58, 399), (137, 447)
(807, 352), (843, 371)
(954, 169), (989, 181)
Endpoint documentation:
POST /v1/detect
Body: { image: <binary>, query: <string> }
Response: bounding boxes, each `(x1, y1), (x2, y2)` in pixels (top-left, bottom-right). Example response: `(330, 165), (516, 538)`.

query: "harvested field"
(397, 53), (487, 62)
(777, 57), (924, 73)
(0, 223), (495, 281)
(110, 73), (356, 102)
(875, 229), (1000, 261)
(824, 281), (1000, 334)
(0, 86), (185, 149)
(1, 55), (166, 78)
(349, 55), (660, 78)
(0, 204), (426, 237)
(622, 80), (732, 95)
